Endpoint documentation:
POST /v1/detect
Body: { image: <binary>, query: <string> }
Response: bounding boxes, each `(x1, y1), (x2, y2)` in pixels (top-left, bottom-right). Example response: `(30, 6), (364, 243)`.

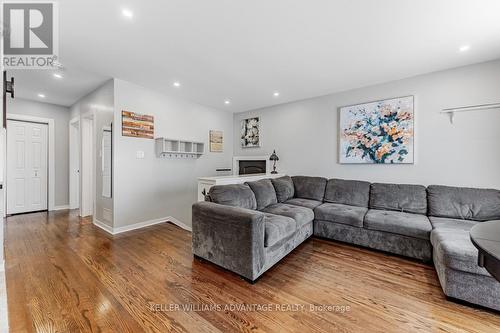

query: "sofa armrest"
(192, 201), (265, 281)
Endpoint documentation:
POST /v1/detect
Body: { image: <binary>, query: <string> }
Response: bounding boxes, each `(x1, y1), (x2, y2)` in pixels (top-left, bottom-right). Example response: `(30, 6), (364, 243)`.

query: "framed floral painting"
(241, 117), (260, 148)
(339, 96), (414, 164)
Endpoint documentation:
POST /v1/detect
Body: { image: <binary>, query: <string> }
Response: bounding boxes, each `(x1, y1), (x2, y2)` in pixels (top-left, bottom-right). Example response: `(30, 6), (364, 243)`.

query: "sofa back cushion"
(291, 176), (328, 201)
(246, 179), (278, 210)
(271, 176), (295, 203)
(207, 184), (257, 210)
(428, 185), (500, 221)
(370, 183), (427, 215)
(324, 179), (371, 207)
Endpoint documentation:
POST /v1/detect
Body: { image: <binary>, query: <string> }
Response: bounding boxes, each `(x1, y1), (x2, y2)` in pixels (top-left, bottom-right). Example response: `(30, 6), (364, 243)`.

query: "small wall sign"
(122, 111), (154, 139)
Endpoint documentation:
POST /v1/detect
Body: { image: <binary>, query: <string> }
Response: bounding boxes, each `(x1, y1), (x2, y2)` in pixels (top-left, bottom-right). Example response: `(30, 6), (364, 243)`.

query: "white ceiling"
(11, 67), (109, 107)
(10, 0), (500, 111)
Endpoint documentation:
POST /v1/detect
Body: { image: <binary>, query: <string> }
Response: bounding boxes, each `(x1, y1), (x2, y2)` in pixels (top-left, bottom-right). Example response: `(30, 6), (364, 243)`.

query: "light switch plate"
(136, 151), (145, 159)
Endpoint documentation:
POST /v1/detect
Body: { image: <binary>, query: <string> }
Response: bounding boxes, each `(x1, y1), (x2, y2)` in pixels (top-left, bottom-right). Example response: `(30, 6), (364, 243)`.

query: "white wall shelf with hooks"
(441, 102), (500, 124)
(155, 138), (204, 158)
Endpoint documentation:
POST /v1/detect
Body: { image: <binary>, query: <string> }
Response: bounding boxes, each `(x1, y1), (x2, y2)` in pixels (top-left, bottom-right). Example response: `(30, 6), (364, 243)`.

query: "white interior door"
(7, 120), (48, 214)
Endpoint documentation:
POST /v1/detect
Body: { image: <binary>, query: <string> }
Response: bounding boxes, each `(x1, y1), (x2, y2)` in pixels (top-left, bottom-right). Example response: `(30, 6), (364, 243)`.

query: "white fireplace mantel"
(232, 155), (270, 175)
(197, 173), (285, 201)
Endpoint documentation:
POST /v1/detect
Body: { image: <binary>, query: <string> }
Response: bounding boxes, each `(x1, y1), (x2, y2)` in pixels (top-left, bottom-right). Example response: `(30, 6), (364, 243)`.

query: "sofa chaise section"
(428, 185), (500, 311)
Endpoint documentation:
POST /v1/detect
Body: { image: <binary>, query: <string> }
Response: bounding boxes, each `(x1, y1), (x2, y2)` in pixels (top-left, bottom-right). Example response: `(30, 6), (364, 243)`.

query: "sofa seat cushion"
(245, 179), (278, 210)
(263, 213), (296, 247)
(271, 176), (295, 203)
(430, 216), (478, 231)
(314, 203), (367, 227)
(262, 204), (314, 229)
(431, 228), (490, 276)
(428, 185), (500, 221)
(364, 209), (432, 240)
(370, 183), (427, 215)
(285, 198), (323, 209)
(291, 176), (328, 201)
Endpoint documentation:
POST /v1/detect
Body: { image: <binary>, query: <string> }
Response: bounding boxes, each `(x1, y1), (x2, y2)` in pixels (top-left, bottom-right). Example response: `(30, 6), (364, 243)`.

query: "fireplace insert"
(239, 160), (266, 175)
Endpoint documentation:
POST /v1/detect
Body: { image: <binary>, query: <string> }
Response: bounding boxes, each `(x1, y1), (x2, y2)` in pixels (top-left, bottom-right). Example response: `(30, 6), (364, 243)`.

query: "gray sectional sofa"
(192, 176), (500, 311)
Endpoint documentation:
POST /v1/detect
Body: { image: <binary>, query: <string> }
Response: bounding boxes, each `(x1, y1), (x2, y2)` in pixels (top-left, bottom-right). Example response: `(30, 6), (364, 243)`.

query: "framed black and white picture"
(240, 117), (260, 148)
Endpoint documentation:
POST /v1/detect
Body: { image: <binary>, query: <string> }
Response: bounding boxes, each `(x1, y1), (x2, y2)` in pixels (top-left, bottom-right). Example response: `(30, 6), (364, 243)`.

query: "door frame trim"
(6, 114), (55, 212)
(69, 116), (80, 210)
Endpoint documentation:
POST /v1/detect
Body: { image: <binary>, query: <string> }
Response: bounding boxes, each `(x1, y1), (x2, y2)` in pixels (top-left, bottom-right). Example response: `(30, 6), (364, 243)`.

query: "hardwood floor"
(4, 210), (500, 332)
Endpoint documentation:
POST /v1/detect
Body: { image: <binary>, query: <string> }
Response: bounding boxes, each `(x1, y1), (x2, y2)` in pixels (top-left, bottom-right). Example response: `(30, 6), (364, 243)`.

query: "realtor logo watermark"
(3, 1), (59, 69)
(149, 303), (352, 314)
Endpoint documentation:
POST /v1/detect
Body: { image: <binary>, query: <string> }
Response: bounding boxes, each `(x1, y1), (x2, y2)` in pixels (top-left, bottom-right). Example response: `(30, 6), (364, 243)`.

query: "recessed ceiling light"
(53, 73), (63, 79)
(122, 8), (134, 19)
(459, 45), (470, 52)
(273, 91), (280, 97)
(38, 93), (46, 98)
(173, 81), (181, 87)
(224, 100), (231, 105)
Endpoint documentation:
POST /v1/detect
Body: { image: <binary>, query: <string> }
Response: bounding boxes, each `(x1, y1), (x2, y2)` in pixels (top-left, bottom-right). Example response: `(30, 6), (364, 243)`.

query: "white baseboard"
(93, 218), (114, 234)
(93, 216), (192, 235)
(167, 216), (192, 232)
(52, 205), (70, 211)
(112, 217), (168, 234)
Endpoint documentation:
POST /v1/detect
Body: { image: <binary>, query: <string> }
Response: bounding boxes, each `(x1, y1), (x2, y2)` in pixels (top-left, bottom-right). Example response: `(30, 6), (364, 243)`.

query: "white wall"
(233, 59), (500, 189)
(70, 80), (114, 226)
(8, 98), (71, 207)
(113, 79), (234, 228)
(0, 185), (3, 263)
(0, 130), (4, 187)
(1, 14), (4, 275)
